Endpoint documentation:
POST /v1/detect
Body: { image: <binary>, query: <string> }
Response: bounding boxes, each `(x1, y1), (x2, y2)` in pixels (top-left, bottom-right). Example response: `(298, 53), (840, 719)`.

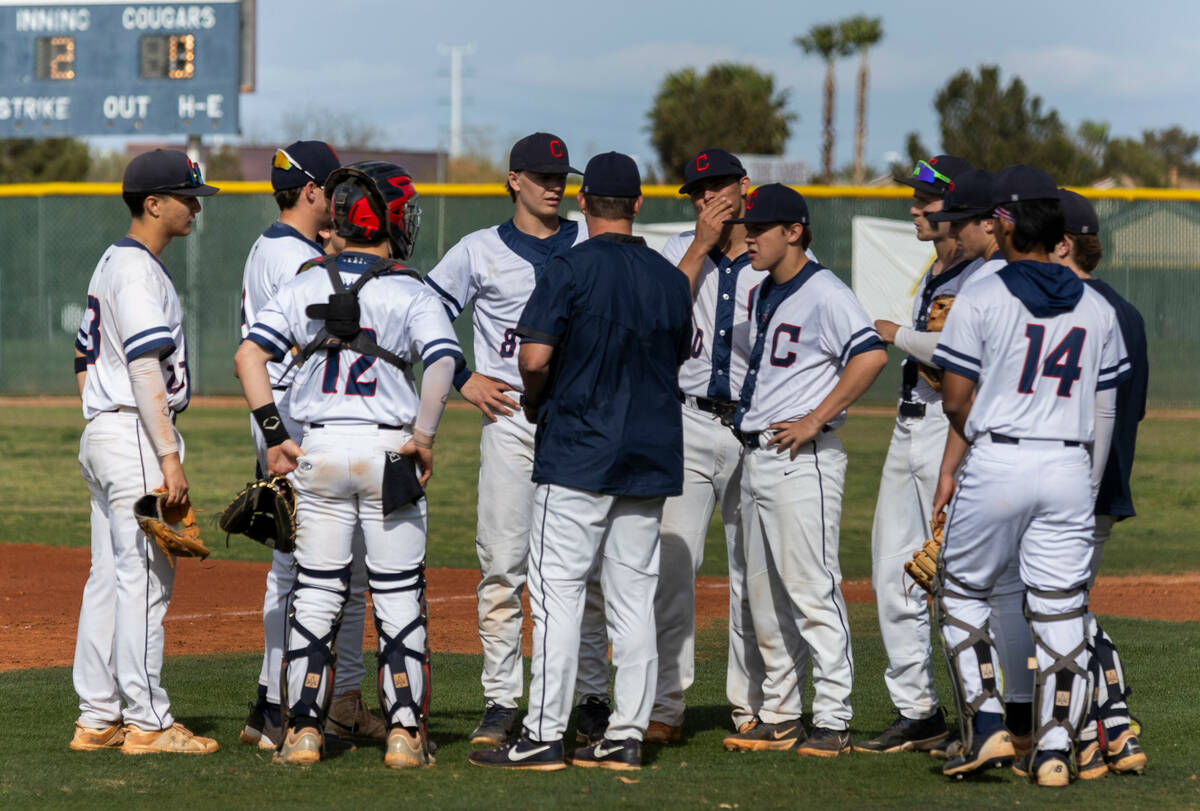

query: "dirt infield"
(2, 544), (1196, 673)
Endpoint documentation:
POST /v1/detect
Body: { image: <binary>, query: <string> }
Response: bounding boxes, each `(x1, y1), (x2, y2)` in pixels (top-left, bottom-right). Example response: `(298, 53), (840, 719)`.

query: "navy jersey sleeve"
(516, 255), (574, 346)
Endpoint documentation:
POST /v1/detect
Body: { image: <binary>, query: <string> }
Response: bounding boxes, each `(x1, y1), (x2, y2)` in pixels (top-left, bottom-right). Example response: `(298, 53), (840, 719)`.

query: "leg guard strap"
(936, 591), (1000, 754)
(1024, 586), (1090, 759)
(282, 566), (351, 728)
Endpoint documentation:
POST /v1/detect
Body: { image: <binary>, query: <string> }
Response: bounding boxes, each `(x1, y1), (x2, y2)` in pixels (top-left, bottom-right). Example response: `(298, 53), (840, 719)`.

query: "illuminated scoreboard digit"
(0, 1), (245, 136)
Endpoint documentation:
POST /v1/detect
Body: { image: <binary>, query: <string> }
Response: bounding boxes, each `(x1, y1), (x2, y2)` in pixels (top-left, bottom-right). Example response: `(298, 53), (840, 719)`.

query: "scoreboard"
(0, 0), (243, 136)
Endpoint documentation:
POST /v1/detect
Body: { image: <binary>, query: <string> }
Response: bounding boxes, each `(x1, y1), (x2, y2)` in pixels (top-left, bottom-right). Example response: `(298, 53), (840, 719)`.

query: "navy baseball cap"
(726, 183), (809, 225)
(123, 149), (218, 196)
(992, 165), (1059, 205)
(896, 155), (973, 197)
(509, 132), (581, 174)
(581, 152), (641, 198)
(271, 140), (340, 191)
(678, 148), (746, 194)
(927, 170), (996, 222)
(1058, 188), (1100, 235)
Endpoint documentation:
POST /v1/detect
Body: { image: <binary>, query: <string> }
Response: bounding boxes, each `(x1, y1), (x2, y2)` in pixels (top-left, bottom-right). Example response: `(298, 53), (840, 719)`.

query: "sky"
(228, 0), (1200, 176)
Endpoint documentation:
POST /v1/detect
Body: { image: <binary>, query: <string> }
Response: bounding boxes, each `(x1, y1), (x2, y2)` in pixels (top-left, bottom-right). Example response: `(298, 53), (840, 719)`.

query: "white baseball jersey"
(425, 218), (587, 389)
(932, 261), (1131, 443)
(247, 251), (463, 427)
(734, 262), (884, 432)
(241, 222), (325, 388)
(902, 256), (988, 405)
(75, 238), (190, 420)
(661, 232), (767, 400)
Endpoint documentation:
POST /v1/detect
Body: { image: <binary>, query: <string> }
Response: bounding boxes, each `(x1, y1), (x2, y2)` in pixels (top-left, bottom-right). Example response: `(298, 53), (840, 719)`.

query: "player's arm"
(769, 347), (888, 460)
(931, 404), (972, 521)
(676, 197), (735, 293)
(234, 339), (304, 476)
(940, 371), (975, 439)
(74, 348), (87, 396)
(126, 349), (188, 506)
(517, 342), (555, 424)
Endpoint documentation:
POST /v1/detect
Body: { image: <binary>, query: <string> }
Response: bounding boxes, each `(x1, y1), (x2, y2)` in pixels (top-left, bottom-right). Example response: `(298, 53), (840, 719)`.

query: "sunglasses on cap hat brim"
(273, 148), (319, 184)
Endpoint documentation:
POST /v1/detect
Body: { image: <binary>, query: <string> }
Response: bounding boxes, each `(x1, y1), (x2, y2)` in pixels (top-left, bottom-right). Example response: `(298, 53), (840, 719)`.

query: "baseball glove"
(218, 476), (297, 553)
(904, 515), (945, 594)
(133, 490), (210, 565)
(918, 294), (956, 391)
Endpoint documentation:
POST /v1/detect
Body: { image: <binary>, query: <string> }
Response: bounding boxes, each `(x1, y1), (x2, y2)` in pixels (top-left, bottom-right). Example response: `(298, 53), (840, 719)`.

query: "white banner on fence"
(851, 215), (936, 324)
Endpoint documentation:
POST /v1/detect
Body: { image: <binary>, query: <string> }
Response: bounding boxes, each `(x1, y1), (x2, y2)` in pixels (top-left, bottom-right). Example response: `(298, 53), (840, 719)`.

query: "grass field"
(1, 403), (1197, 578)
(1, 613), (1197, 808)
(2, 404), (1198, 808)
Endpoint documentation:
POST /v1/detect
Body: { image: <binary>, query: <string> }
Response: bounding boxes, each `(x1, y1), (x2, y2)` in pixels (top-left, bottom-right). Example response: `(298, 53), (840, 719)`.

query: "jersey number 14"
(1018, 324), (1085, 397)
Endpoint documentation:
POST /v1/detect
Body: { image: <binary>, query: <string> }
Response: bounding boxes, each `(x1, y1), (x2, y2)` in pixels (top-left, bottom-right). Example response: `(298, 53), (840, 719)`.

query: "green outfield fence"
(1, 182), (1197, 405)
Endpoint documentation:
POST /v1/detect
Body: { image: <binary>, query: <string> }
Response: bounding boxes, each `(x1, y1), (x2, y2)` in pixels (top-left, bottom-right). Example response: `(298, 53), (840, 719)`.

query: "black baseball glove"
(218, 476), (297, 553)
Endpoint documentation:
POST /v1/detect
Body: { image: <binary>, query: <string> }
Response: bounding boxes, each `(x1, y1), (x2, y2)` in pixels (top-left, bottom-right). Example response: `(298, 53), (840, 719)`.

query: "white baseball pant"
(475, 411), (609, 708)
(871, 402), (1033, 716)
(251, 390), (369, 703)
(742, 429), (852, 731)
(654, 403), (764, 729)
(74, 411), (184, 730)
(283, 425), (428, 729)
(940, 438), (1095, 752)
(523, 484), (662, 743)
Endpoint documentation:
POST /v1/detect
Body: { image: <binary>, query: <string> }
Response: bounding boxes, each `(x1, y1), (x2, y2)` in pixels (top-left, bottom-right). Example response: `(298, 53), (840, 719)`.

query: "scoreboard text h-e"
(0, 0), (242, 137)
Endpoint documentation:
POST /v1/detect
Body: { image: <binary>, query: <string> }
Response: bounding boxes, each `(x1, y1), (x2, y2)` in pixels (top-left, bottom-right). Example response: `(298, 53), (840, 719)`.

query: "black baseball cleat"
(853, 708), (949, 753)
(569, 737), (641, 770)
(942, 728), (1015, 778)
(469, 701), (520, 747)
(572, 695), (612, 746)
(797, 726), (852, 758)
(240, 697), (283, 750)
(468, 736), (566, 771)
(722, 716), (806, 751)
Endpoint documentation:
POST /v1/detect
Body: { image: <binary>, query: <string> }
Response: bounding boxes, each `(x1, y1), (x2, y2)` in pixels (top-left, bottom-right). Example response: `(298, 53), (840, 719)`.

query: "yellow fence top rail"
(2, 181), (1199, 202)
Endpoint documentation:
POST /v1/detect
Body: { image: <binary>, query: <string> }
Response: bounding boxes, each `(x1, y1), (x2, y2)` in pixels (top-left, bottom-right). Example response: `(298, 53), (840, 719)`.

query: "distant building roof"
(124, 143), (445, 183)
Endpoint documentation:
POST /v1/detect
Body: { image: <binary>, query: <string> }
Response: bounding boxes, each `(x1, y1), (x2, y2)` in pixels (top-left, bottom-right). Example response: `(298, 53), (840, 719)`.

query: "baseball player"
(238, 140), (386, 751)
(469, 152), (692, 771)
(426, 132), (610, 747)
(236, 161), (461, 768)
(861, 165), (1037, 757)
(721, 184), (888, 757)
(929, 166), (1130, 786)
(70, 149), (220, 755)
(648, 148), (767, 744)
(855, 155), (971, 754)
(1050, 189), (1148, 779)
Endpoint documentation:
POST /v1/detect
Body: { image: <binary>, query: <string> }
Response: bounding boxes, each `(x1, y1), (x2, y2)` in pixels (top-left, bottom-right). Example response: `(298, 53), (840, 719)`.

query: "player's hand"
(267, 439), (304, 477)
(932, 471), (957, 524)
(460, 373), (519, 422)
(874, 319), (901, 344)
(400, 440), (434, 486)
(694, 196), (735, 250)
(159, 453), (189, 507)
(767, 416), (823, 460)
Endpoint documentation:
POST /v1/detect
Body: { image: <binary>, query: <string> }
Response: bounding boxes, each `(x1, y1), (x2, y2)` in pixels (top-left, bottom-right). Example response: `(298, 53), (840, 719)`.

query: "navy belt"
(898, 401), (926, 418)
(733, 424), (832, 449)
(989, 431), (1081, 448)
(309, 423), (404, 430)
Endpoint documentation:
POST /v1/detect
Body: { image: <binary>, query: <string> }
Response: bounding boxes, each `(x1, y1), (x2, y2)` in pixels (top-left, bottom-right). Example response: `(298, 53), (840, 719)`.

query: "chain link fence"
(1, 186), (1196, 406)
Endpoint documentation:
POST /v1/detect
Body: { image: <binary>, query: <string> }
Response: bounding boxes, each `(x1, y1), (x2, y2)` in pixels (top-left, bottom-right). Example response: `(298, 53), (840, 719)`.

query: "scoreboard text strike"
(0, 0), (241, 136)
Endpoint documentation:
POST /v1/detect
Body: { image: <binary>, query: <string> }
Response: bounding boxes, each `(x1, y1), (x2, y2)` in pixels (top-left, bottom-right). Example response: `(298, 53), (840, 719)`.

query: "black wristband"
(252, 403), (291, 447)
(74, 356), (88, 373)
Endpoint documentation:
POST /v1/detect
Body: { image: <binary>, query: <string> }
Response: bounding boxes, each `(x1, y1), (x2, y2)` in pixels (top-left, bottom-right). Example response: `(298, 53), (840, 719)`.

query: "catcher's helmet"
(326, 161), (421, 260)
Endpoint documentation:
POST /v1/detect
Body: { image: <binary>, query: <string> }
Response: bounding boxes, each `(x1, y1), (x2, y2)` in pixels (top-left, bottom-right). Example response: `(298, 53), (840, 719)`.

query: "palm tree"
(796, 24), (853, 185)
(839, 15), (884, 185)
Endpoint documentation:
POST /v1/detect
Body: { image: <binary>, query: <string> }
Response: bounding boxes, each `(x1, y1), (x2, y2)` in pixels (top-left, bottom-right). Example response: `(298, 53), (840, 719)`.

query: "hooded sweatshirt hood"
(997, 260), (1084, 317)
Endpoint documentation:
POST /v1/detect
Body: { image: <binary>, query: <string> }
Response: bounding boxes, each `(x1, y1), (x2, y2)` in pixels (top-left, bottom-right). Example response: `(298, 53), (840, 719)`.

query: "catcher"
(234, 161), (463, 768)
